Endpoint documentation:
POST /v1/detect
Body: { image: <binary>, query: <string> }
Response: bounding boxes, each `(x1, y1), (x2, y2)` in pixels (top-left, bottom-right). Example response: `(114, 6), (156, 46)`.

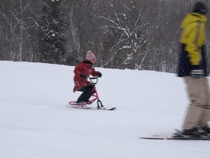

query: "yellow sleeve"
(185, 22), (201, 65)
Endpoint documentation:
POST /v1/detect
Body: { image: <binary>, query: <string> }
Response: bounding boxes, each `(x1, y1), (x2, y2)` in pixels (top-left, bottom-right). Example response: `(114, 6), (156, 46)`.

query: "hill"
(0, 61), (209, 158)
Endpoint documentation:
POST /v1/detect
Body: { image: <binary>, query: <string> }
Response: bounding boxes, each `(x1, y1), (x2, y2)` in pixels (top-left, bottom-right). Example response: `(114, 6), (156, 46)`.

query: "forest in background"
(0, 0), (209, 72)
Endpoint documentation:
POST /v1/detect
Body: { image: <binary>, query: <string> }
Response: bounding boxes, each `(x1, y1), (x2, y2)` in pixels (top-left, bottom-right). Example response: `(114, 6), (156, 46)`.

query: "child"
(73, 50), (102, 104)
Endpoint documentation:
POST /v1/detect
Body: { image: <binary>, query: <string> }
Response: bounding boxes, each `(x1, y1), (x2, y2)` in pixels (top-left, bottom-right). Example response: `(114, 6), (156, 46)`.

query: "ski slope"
(0, 61), (209, 158)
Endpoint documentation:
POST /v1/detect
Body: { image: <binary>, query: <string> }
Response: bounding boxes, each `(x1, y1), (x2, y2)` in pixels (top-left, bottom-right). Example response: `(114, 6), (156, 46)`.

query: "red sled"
(69, 77), (116, 110)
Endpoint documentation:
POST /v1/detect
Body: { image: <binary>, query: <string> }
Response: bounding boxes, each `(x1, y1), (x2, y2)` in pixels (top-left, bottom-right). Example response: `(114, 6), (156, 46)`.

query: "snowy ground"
(0, 61), (210, 158)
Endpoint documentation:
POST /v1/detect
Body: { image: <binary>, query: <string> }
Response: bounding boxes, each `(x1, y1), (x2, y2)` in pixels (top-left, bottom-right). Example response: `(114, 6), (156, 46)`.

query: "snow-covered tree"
(38, 0), (67, 64)
(94, 0), (152, 69)
(0, 0), (40, 61)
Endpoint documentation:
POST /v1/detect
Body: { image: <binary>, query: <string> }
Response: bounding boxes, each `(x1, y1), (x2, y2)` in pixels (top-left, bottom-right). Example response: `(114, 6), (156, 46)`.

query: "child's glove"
(190, 66), (204, 79)
(80, 73), (87, 79)
(98, 72), (102, 78)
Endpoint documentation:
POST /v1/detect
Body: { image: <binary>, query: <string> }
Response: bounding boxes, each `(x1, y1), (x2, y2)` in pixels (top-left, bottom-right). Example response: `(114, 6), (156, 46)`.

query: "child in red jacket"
(73, 50), (102, 104)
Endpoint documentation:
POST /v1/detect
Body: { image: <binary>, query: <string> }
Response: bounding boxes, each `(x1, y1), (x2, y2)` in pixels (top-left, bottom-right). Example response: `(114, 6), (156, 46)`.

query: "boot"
(174, 127), (200, 138)
(200, 125), (210, 136)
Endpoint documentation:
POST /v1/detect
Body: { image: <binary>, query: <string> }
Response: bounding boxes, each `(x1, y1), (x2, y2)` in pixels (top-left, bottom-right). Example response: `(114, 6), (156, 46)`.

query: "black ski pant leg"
(76, 85), (94, 103)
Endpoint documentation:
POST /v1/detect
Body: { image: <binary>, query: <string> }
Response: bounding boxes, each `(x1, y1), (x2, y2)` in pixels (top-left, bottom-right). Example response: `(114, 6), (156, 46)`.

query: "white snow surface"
(0, 61), (210, 158)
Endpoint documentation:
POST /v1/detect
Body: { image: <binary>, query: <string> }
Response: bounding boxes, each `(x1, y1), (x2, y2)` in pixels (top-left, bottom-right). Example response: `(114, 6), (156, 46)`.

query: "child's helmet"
(86, 50), (96, 64)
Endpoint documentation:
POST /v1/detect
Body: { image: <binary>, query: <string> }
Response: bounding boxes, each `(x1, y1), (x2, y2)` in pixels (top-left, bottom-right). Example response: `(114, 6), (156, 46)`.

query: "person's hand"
(98, 72), (102, 78)
(191, 66), (204, 79)
(80, 73), (87, 79)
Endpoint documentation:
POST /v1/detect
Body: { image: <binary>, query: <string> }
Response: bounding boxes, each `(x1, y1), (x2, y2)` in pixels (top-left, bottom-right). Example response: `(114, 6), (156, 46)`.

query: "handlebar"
(89, 77), (98, 85)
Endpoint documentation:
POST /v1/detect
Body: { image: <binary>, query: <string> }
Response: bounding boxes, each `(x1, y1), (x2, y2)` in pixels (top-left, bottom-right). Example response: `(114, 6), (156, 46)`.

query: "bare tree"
(0, 0), (209, 73)
(0, 0), (40, 61)
(88, 0), (152, 69)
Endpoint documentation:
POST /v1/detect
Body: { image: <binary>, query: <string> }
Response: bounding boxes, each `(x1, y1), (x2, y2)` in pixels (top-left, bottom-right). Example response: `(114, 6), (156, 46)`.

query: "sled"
(69, 77), (116, 110)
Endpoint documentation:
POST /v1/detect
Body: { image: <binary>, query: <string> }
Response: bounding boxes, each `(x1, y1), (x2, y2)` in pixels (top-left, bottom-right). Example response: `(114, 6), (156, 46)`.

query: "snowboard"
(140, 129), (210, 140)
(140, 136), (210, 140)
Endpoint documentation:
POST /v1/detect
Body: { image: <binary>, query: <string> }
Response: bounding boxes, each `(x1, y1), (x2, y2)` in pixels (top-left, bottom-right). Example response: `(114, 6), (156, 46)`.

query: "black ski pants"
(76, 84), (94, 103)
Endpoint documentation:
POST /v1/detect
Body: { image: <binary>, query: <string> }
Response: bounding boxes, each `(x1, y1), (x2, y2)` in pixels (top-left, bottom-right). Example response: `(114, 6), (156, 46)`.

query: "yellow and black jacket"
(177, 13), (208, 77)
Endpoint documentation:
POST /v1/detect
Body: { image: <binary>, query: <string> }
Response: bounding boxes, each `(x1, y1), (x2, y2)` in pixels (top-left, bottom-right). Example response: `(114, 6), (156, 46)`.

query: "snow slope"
(0, 61), (209, 158)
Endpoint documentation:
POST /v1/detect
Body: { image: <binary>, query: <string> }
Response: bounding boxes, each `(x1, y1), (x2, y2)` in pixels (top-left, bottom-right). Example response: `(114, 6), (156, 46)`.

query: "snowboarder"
(176, 1), (210, 138)
(73, 50), (102, 104)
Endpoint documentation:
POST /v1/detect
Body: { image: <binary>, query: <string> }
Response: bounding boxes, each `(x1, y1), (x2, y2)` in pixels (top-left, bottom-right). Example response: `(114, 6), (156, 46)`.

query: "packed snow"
(0, 61), (209, 158)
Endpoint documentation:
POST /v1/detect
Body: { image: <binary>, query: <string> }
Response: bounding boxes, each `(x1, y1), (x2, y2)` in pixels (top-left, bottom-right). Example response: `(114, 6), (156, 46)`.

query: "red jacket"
(73, 60), (100, 92)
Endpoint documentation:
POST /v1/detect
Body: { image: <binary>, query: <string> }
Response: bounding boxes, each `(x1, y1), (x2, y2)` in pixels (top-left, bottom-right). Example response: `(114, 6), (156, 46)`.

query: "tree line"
(0, 0), (209, 72)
